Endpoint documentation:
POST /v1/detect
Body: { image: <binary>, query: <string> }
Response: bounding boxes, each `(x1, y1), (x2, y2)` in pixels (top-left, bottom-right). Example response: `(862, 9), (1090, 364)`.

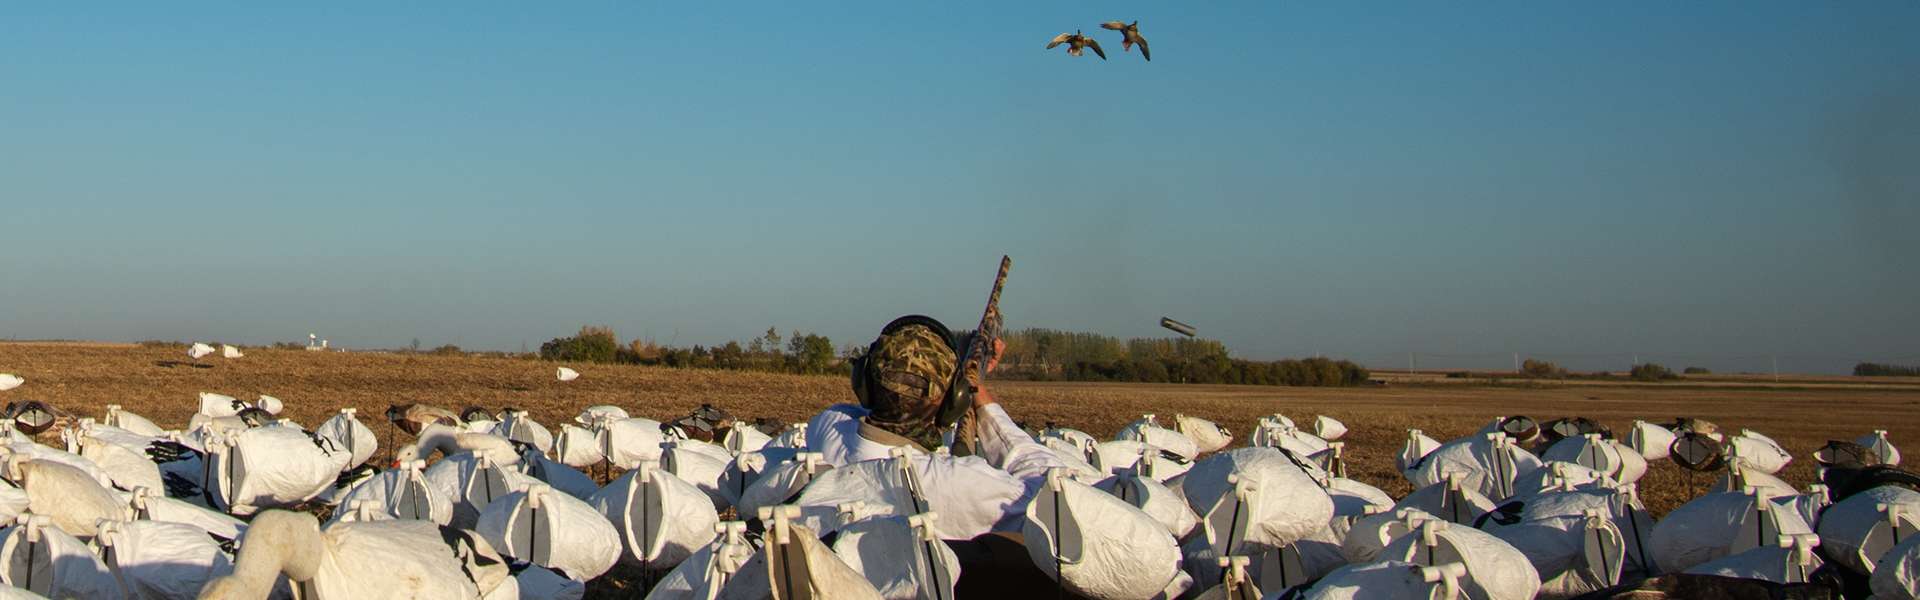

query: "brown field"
(4, 342), (1918, 520)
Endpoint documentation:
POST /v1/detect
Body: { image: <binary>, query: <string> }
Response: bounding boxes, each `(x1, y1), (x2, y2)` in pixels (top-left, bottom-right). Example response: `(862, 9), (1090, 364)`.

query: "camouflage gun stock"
(943, 255), (1011, 456)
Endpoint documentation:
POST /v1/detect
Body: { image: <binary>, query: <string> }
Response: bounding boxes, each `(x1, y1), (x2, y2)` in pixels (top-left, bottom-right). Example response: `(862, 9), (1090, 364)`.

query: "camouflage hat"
(862, 323), (957, 445)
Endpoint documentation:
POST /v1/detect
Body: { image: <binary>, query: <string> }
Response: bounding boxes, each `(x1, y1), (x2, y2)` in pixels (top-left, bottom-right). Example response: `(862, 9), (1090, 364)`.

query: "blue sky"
(2, 3), (1915, 373)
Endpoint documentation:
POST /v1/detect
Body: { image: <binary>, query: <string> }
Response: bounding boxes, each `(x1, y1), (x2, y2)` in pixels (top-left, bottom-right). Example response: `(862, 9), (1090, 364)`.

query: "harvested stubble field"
(4, 342), (1918, 519)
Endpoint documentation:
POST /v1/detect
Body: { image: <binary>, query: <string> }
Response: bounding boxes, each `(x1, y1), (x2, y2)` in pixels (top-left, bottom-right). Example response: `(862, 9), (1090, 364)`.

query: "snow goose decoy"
(95, 517), (236, 600)
(1295, 561), (1470, 600)
(0, 514), (118, 599)
(1184, 448), (1336, 558)
(1045, 30), (1106, 60)
(1098, 20), (1149, 61)
(476, 483), (621, 582)
(1118, 415), (1200, 461)
(648, 521), (755, 600)
(1173, 414), (1233, 454)
(1874, 533), (1920, 599)
(197, 509), (507, 600)
(201, 426), (348, 515)
(1381, 519), (1541, 600)
(586, 461), (718, 576)
(717, 505), (884, 600)
(828, 512), (962, 600)
(188, 343), (216, 361)
(103, 405), (165, 437)
(0, 374), (21, 392)
(1814, 483), (1919, 576)
(328, 459), (451, 525)
(9, 456), (124, 538)
(1650, 488), (1814, 574)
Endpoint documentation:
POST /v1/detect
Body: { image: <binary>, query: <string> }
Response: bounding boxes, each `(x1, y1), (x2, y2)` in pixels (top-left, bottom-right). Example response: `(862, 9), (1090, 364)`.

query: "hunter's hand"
(986, 338), (1005, 374)
(972, 339), (1007, 410)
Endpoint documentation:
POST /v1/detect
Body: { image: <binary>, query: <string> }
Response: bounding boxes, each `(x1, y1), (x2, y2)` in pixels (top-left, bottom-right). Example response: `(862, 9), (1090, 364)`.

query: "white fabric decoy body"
(329, 459), (451, 526)
(201, 426), (348, 516)
(1875, 534), (1920, 600)
(1650, 489), (1815, 574)
(1380, 520), (1541, 600)
(1859, 430), (1904, 467)
(1183, 447), (1336, 555)
(587, 463), (719, 574)
(1407, 433), (1543, 502)
(424, 452), (542, 529)
(1293, 560), (1471, 600)
(829, 513), (962, 600)
(716, 506), (881, 600)
(310, 409), (378, 472)
(1095, 470), (1200, 540)
(1172, 414), (1233, 455)
(198, 510), (507, 600)
(95, 518), (236, 600)
(646, 521), (755, 600)
(476, 483), (621, 582)
(1023, 471), (1187, 600)
(0, 515), (121, 600)
(1116, 415), (1200, 462)
(1815, 484), (1920, 576)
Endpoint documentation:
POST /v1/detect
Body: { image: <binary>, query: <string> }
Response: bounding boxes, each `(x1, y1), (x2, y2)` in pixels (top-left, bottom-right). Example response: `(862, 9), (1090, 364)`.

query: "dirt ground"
(5, 342), (1916, 519)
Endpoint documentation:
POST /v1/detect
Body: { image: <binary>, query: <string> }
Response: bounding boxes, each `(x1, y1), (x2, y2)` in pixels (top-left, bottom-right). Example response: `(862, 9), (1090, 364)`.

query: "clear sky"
(3, 3), (1916, 374)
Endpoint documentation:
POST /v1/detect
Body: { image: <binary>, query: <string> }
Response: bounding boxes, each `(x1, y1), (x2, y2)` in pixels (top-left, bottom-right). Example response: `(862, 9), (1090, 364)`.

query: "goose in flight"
(1047, 30), (1105, 60)
(1100, 20), (1150, 61)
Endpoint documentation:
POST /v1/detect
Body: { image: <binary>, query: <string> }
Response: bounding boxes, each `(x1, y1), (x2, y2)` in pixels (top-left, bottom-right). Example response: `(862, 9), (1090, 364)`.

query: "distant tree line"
(540, 326), (841, 375)
(993, 328), (1370, 386)
(1855, 362), (1920, 377)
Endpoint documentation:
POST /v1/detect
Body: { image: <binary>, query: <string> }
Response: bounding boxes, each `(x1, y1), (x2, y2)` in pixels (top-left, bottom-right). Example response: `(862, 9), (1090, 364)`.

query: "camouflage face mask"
(861, 324), (956, 448)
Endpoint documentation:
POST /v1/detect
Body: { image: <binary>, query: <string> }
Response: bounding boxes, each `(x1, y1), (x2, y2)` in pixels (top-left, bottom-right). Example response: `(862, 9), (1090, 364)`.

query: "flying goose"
(1100, 20), (1150, 61)
(1046, 30), (1105, 60)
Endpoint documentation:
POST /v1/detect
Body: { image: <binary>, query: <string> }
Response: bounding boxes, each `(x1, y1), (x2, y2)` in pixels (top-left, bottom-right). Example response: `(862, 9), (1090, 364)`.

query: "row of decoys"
(0, 378), (1912, 599)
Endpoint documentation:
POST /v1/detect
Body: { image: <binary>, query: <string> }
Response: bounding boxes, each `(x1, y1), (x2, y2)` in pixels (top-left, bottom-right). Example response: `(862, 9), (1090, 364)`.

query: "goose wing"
(1047, 32), (1073, 49)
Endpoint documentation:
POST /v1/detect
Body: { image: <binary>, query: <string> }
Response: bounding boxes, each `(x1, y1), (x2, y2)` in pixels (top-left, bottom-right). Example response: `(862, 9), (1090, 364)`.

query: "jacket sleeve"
(974, 403), (1070, 484)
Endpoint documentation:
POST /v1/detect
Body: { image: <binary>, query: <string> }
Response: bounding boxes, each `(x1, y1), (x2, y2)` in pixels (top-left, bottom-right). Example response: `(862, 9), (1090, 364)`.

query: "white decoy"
(96, 518), (236, 600)
(197, 510), (507, 600)
(1684, 533), (1824, 585)
(1089, 440), (1192, 482)
(1395, 477), (1498, 527)
(104, 405), (166, 437)
(251, 395), (281, 415)
(1116, 415), (1200, 461)
(1, 437), (115, 488)
(1727, 430), (1793, 475)
(1024, 471), (1188, 600)
(126, 486), (245, 542)
(221, 345), (245, 359)
(1859, 430), (1904, 467)
(1173, 414), (1234, 454)
(492, 411), (554, 455)
(1490, 491), (1652, 599)
(1626, 420), (1676, 461)
(1874, 534), (1920, 599)
(514, 445), (597, 501)
(1396, 429), (1443, 475)
(1095, 468), (1199, 539)
(1814, 484), (1920, 576)
(573, 406), (628, 425)
(396, 424), (519, 466)
(1313, 415), (1349, 442)
(188, 343), (216, 360)
(721, 424), (772, 457)
(1408, 433), (1543, 502)
(63, 419), (165, 493)
(662, 439), (734, 511)
(311, 409), (378, 471)
(423, 452), (541, 530)
(201, 426), (348, 516)
(198, 393), (246, 418)
(1182, 448), (1335, 555)
(0, 515), (120, 599)
(476, 483), (621, 582)
(830, 512), (962, 600)
(716, 506), (882, 600)
(10, 456), (124, 538)
(588, 462), (719, 575)
(763, 422), (808, 451)
(553, 423), (606, 469)
(329, 459), (451, 526)
(646, 521), (755, 600)
(1381, 520), (1541, 600)
(1650, 489), (1815, 574)
(0, 480), (27, 524)
(603, 418), (670, 469)
(556, 367), (580, 382)
(0, 375), (22, 392)
(1293, 560), (1469, 600)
